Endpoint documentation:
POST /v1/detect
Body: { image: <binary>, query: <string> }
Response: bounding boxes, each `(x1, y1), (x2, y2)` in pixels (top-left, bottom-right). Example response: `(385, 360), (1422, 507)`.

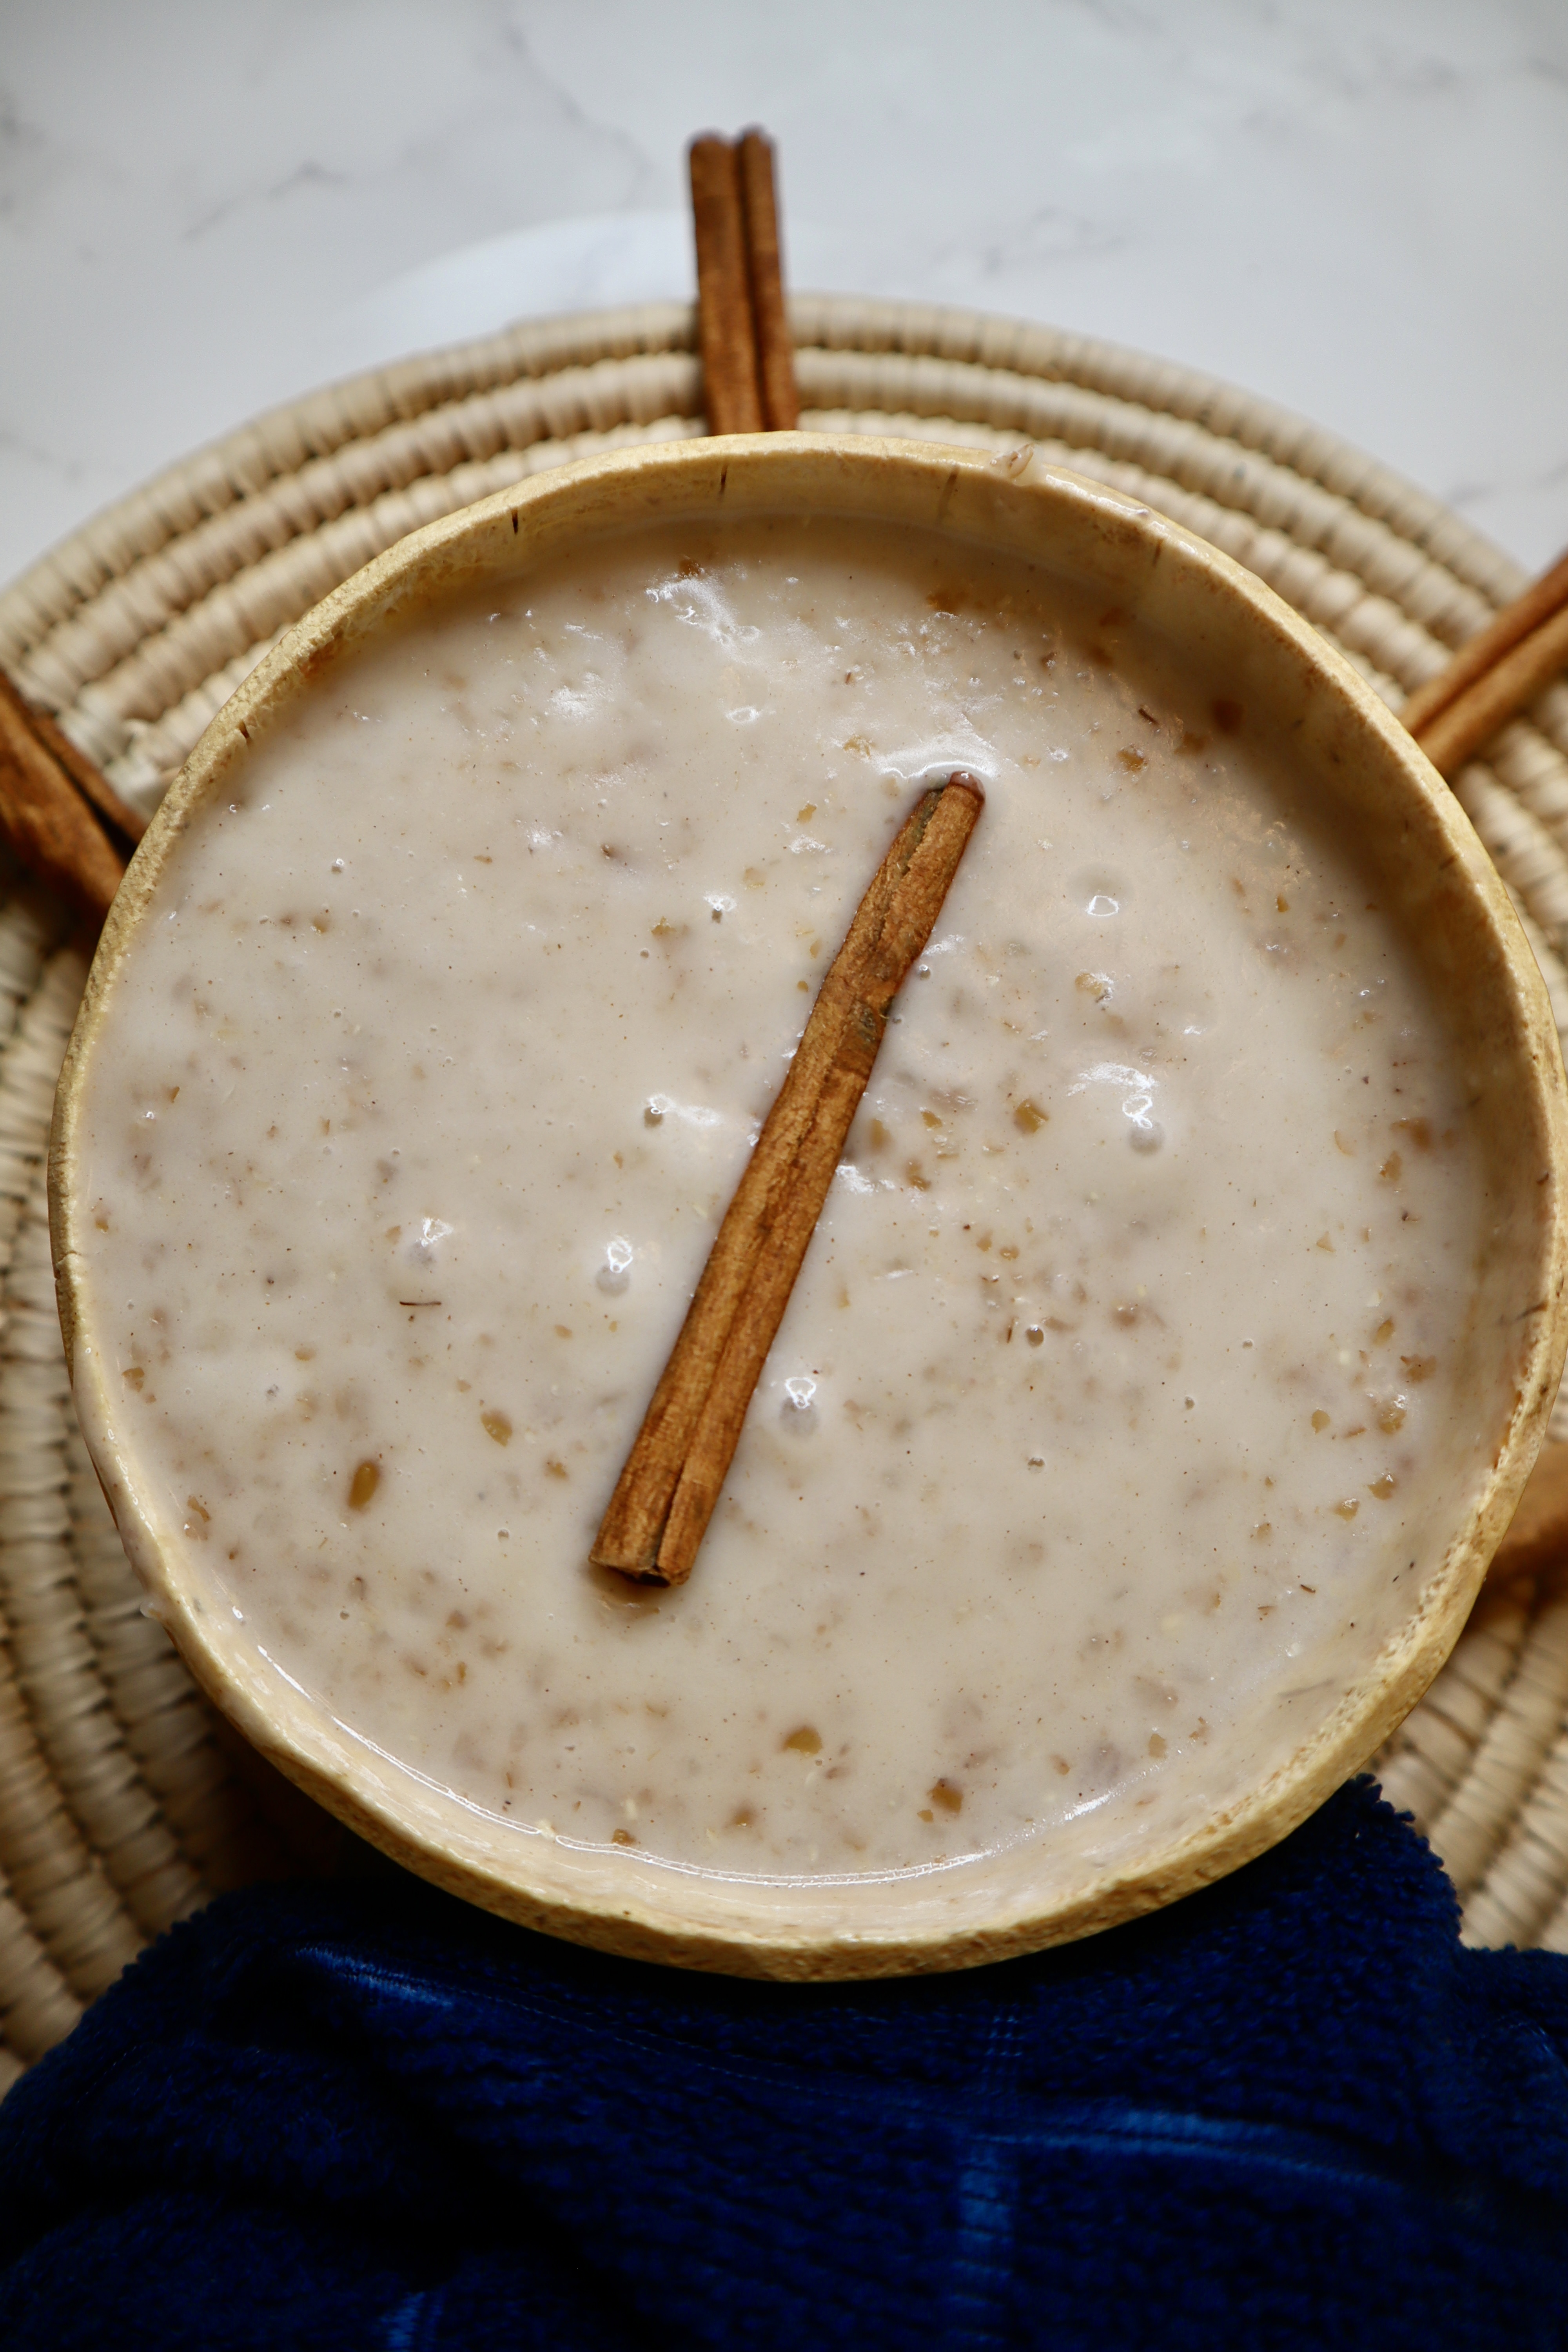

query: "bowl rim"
(48, 430), (1568, 1978)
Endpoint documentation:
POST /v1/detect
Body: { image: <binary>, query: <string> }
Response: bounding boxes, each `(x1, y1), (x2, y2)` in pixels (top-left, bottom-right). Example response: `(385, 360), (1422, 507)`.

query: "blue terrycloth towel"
(2, 1778), (1568, 2348)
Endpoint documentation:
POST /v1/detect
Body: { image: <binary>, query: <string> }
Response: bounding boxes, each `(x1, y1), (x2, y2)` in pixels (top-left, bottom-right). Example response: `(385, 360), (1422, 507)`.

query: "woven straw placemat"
(2, 292), (1568, 2087)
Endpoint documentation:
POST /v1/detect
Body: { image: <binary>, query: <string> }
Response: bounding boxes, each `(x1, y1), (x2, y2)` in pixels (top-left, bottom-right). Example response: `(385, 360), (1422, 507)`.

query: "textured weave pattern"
(6, 1781), (1568, 2349)
(1, 293), (1566, 2077)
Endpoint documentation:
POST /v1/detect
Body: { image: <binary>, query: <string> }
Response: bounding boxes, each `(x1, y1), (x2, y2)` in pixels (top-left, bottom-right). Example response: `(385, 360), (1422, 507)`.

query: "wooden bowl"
(49, 435), (1568, 1978)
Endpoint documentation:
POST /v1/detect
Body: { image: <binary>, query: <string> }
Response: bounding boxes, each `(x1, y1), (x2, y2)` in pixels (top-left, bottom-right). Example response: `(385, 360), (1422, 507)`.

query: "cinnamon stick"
(737, 129), (799, 432)
(1402, 546), (1568, 740)
(689, 135), (764, 436)
(0, 673), (127, 924)
(5, 688), (145, 853)
(1411, 598), (1568, 780)
(1487, 1438), (1568, 1585)
(593, 773), (985, 1587)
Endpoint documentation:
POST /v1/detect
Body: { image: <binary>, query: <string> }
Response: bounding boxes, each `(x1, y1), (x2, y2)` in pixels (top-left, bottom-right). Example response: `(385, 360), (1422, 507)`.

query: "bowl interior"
(50, 436), (1568, 1976)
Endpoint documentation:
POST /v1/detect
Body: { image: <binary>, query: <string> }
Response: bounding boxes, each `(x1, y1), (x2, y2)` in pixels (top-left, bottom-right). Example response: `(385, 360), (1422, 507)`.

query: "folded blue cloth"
(2, 1777), (1567, 2349)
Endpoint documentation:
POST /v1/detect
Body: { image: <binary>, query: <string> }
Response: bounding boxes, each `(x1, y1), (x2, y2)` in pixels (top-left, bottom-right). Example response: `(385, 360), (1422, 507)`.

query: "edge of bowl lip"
(47, 429), (1568, 1979)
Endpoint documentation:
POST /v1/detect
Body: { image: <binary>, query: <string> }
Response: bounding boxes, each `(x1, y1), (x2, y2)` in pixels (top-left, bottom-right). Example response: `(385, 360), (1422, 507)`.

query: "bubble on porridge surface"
(597, 1236), (634, 1294)
(643, 1091), (721, 1131)
(782, 1375), (818, 1432)
(410, 1216), (454, 1266)
(1123, 1093), (1164, 1152)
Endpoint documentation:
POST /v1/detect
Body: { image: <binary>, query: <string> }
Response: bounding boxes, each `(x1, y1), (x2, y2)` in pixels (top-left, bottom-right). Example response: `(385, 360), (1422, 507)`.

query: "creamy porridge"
(65, 514), (1488, 1884)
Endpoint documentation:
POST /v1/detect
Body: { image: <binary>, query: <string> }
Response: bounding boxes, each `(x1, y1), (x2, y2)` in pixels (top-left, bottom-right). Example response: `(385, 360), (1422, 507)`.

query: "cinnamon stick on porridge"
(593, 775), (983, 1586)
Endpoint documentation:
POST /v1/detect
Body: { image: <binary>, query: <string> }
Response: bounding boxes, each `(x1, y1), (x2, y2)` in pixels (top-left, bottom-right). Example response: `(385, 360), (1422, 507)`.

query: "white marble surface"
(4, 0), (1568, 591)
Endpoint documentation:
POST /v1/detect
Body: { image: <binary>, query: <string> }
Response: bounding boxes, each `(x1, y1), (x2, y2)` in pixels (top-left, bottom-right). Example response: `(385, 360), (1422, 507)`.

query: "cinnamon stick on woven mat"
(593, 774), (984, 1588)
(1489, 1440), (1568, 1585)
(736, 130), (800, 430)
(0, 671), (141, 926)
(689, 128), (799, 435)
(1405, 546), (1568, 779)
(1407, 546), (1568, 1579)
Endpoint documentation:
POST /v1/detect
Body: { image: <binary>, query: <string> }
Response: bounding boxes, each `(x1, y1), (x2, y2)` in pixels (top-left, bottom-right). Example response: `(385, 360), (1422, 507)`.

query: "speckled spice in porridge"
(69, 516), (1483, 1879)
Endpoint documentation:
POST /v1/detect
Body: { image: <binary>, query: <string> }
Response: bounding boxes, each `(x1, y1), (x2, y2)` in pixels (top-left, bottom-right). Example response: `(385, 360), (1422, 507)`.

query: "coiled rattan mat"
(2, 292), (1568, 2087)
